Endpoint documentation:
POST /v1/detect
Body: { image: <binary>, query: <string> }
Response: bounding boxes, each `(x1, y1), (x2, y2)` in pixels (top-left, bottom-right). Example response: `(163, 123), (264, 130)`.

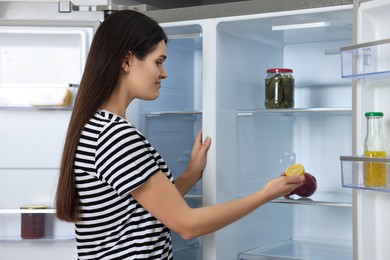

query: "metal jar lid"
(266, 68), (293, 73)
(20, 204), (49, 210)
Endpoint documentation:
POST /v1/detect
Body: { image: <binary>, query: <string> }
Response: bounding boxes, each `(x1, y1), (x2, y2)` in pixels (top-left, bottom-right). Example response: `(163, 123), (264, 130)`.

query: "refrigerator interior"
(126, 23), (204, 259)
(0, 21), (97, 259)
(352, 0), (390, 259)
(214, 6), (354, 260)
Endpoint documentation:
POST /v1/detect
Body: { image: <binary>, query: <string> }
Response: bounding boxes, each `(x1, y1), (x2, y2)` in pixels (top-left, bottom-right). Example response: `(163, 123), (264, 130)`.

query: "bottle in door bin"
(363, 112), (387, 187)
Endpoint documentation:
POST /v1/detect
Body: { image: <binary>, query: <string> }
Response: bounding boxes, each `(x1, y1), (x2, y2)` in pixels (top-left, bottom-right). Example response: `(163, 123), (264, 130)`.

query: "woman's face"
(126, 40), (167, 101)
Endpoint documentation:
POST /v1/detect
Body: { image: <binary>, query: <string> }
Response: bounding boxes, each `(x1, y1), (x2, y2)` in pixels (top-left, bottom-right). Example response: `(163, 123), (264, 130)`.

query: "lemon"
(285, 163), (305, 176)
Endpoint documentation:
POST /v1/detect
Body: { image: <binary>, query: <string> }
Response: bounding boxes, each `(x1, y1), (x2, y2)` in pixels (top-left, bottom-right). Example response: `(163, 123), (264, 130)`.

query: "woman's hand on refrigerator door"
(259, 175), (305, 201)
(174, 129), (211, 196)
(188, 129), (211, 177)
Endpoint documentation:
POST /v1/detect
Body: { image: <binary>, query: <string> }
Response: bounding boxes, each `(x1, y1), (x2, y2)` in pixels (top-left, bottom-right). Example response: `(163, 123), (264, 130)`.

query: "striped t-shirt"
(74, 110), (174, 259)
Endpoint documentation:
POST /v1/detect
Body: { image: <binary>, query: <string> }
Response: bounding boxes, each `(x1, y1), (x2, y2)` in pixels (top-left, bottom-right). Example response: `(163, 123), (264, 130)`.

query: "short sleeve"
(95, 122), (160, 196)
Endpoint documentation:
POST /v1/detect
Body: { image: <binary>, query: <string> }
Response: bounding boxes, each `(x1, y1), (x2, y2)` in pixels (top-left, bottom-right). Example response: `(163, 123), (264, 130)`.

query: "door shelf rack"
(340, 155), (390, 193)
(341, 38), (390, 80)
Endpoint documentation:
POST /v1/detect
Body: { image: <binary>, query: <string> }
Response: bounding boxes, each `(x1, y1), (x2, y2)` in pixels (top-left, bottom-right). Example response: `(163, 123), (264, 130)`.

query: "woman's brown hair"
(55, 10), (167, 222)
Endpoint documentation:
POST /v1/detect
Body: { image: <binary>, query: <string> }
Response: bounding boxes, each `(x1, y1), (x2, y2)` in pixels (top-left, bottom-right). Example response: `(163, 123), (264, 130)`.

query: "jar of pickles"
(265, 68), (294, 109)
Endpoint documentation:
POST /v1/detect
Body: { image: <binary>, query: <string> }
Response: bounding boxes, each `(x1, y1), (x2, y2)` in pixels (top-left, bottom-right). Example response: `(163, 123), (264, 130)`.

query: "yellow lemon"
(285, 163), (305, 176)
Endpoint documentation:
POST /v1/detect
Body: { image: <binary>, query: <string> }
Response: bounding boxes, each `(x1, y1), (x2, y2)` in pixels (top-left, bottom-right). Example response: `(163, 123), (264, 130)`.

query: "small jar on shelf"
(20, 204), (49, 239)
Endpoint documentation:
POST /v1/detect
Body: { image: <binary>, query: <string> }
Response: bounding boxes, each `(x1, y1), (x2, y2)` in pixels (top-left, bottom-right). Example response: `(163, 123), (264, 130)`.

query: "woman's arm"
(131, 170), (304, 240)
(174, 129), (211, 196)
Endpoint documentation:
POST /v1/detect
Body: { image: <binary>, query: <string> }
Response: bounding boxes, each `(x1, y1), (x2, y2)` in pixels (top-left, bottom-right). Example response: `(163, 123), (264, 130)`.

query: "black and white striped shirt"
(74, 110), (174, 259)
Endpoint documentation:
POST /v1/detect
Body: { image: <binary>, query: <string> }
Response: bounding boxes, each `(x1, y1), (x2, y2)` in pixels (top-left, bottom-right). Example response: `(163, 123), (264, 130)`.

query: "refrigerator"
(0, 0), (389, 259)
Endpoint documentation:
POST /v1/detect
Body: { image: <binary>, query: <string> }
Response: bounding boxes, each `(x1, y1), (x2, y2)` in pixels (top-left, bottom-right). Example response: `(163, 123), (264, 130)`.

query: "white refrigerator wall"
(354, 0), (390, 259)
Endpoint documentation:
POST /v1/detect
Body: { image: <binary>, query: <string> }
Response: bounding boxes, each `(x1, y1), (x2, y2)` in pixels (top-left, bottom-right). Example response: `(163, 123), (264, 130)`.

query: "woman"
(55, 10), (304, 260)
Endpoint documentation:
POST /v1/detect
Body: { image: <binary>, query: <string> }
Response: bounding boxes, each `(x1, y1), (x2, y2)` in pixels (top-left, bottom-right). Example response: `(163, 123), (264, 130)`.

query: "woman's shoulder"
(80, 110), (135, 143)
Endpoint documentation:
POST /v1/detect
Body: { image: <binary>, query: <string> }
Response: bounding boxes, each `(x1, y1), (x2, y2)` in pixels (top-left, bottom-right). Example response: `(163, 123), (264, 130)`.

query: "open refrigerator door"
(340, 0), (390, 259)
(0, 14), (100, 260)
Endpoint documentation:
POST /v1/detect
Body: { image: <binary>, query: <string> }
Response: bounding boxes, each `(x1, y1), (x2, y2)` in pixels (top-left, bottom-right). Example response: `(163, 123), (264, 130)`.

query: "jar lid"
(365, 112), (384, 117)
(20, 204), (49, 210)
(266, 68), (293, 73)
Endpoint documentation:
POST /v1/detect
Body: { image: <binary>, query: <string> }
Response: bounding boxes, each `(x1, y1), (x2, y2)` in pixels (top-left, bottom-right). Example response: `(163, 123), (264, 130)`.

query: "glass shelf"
(236, 107), (352, 116)
(0, 83), (78, 110)
(340, 155), (390, 193)
(0, 209), (56, 214)
(238, 239), (352, 260)
(272, 191), (352, 207)
(146, 110), (202, 117)
(0, 235), (74, 242)
(184, 194), (202, 199)
(341, 38), (390, 79)
(0, 209), (75, 242)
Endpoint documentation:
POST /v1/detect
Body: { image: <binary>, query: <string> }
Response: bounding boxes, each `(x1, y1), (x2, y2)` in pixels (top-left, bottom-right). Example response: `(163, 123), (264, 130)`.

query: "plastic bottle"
(363, 112), (387, 187)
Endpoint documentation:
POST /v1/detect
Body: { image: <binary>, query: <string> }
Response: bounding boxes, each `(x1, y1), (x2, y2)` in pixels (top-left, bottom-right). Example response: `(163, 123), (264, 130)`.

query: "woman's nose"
(160, 68), (168, 79)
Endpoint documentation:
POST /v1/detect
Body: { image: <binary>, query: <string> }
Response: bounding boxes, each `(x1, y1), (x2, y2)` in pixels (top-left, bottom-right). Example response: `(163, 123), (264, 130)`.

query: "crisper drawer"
(340, 155), (390, 193)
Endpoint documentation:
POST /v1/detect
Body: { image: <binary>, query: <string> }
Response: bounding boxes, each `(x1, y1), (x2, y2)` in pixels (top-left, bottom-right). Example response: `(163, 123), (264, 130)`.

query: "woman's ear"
(122, 51), (132, 74)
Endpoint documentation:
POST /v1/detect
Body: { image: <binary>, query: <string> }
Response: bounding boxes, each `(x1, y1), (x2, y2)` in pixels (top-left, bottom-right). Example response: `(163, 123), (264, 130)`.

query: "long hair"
(55, 10), (168, 222)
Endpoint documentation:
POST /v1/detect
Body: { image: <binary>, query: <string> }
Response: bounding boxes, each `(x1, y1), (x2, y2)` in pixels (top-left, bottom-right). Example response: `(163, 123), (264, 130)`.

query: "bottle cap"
(365, 112), (383, 117)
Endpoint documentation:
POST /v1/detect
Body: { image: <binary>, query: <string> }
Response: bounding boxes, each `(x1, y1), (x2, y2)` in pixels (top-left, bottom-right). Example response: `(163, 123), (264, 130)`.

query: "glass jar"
(265, 68), (294, 109)
(363, 112), (387, 187)
(20, 204), (48, 239)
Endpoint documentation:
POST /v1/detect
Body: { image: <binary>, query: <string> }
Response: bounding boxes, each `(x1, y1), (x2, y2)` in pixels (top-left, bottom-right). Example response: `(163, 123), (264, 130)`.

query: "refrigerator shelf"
(145, 110), (202, 117)
(238, 239), (352, 260)
(0, 209), (56, 214)
(341, 38), (390, 79)
(340, 155), (390, 193)
(0, 195), (200, 211)
(0, 106), (73, 111)
(0, 235), (74, 242)
(0, 84), (78, 110)
(236, 107), (351, 116)
(184, 194), (202, 199)
(272, 191), (352, 207)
